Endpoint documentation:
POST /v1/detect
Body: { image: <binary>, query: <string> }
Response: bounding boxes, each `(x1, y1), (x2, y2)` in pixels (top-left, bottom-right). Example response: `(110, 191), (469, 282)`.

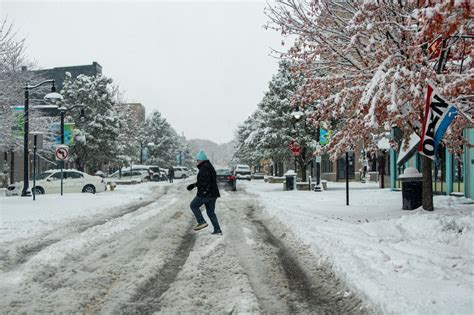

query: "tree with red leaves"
(266, 0), (473, 210)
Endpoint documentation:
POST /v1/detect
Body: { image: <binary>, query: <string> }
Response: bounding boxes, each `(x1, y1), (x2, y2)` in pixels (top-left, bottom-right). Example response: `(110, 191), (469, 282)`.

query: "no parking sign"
(55, 145), (69, 161)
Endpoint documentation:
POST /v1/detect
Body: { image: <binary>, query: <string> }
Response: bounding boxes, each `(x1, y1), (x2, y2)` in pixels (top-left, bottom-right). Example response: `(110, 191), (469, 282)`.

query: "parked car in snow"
(146, 166), (163, 181)
(118, 165), (161, 181)
(157, 168), (168, 181)
(216, 169), (236, 191)
(251, 172), (265, 180)
(106, 170), (148, 184)
(233, 164), (251, 180)
(173, 166), (192, 179)
(6, 169), (106, 196)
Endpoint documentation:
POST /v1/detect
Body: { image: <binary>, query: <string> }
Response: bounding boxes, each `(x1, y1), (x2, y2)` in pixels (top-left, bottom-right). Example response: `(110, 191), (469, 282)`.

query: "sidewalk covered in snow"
(241, 180), (474, 314)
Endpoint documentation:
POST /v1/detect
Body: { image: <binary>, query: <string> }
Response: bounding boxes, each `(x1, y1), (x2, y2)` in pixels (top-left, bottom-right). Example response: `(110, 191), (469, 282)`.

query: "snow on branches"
(60, 73), (122, 171)
(234, 61), (320, 176)
(266, 0), (473, 159)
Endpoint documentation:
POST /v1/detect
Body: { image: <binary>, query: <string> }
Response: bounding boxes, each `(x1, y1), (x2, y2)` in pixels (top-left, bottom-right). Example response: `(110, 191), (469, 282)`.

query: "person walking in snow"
(186, 150), (222, 234)
(168, 166), (174, 183)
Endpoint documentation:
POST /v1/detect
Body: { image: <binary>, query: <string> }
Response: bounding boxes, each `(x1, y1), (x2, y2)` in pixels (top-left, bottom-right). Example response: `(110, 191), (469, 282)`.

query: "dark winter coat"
(196, 160), (220, 198)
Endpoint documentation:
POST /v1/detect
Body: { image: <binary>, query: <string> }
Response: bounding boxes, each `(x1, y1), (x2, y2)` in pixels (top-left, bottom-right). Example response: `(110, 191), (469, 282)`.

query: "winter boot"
(193, 222), (208, 231)
(211, 230), (222, 235)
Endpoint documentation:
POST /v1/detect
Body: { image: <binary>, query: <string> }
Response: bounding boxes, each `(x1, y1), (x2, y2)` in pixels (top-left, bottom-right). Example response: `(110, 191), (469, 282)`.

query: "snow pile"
(242, 180), (474, 314)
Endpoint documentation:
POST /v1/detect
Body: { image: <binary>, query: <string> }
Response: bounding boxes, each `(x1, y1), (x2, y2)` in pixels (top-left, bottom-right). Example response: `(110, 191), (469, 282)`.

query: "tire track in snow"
(119, 228), (197, 314)
(224, 190), (371, 314)
(153, 228), (262, 314)
(221, 200), (292, 314)
(0, 185), (193, 314)
(0, 186), (170, 272)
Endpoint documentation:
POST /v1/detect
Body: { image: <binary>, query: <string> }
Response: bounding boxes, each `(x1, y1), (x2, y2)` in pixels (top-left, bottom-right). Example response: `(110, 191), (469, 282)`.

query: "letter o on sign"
(422, 139), (435, 156)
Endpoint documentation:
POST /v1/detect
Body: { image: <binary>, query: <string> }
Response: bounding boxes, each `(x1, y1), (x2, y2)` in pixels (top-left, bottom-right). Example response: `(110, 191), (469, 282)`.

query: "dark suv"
(216, 169), (236, 191)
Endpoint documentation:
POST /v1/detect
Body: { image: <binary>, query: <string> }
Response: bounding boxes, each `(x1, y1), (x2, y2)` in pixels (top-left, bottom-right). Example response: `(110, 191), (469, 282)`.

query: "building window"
(337, 152), (355, 180)
(453, 153), (464, 193)
(321, 154), (333, 173)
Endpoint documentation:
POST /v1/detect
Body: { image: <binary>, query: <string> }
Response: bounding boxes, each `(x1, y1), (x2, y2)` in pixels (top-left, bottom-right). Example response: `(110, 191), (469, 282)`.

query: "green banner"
(12, 106), (24, 138)
(320, 128), (331, 146)
(51, 123), (75, 145)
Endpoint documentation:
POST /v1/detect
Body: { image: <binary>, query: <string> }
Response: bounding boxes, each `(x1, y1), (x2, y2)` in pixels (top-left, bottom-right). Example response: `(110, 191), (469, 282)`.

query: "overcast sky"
(0, 0), (283, 144)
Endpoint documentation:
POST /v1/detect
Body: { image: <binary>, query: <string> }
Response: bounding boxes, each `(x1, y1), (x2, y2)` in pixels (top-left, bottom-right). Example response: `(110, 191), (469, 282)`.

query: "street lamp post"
(345, 149), (354, 205)
(58, 105), (85, 196)
(291, 106), (322, 188)
(21, 80), (62, 197)
(140, 143), (143, 164)
(314, 122), (322, 192)
(32, 133), (40, 201)
(291, 107), (303, 177)
(346, 151), (350, 205)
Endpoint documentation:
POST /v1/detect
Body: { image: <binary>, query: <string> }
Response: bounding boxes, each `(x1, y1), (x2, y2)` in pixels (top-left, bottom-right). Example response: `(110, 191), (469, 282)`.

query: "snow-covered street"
(1, 180), (472, 313)
(1, 2), (473, 314)
(0, 182), (369, 314)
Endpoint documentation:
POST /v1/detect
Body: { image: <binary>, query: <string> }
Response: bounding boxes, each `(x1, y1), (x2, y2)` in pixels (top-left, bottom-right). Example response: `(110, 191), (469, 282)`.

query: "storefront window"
(337, 152), (355, 180)
(453, 154), (464, 193)
(321, 154), (333, 173)
(433, 146), (446, 194)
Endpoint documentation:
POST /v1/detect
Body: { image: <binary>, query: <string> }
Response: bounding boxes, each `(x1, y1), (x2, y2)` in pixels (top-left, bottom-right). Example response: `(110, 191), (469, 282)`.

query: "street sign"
(28, 133), (43, 150)
(55, 145), (69, 161)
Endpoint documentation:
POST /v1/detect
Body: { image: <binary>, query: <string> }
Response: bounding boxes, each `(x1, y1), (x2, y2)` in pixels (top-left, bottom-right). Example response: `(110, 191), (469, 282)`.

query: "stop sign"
(291, 147), (301, 156)
(288, 140), (301, 156)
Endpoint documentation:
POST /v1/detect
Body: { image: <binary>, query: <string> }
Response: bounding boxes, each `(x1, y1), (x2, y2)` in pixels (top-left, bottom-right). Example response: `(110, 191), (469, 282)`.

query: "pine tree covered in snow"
(143, 111), (182, 167)
(235, 61), (320, 180)
(266, 0), (473, 209)
(60, 73), (121, 172)
(234, 112), (263, 167)
(176, 135), (195, 168)
(116, 103), (142, 166)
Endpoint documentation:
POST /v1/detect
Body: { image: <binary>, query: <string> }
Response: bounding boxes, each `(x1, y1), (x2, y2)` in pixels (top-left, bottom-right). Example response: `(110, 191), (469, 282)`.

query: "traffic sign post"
(55, 145), (69, 161)
(288, 140), (301, 178)
(55, 145), (69, 196)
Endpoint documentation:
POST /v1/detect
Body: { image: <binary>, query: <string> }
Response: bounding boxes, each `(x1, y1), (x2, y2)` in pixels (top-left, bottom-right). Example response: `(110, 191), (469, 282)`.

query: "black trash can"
(284, 171), (296, 191)
(399, 168), (423, 210)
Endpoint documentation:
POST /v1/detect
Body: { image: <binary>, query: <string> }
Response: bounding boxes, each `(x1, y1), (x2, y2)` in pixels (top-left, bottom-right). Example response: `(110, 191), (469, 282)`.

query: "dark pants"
(190, 196), (221, 231)
(169, 175), (173, 183)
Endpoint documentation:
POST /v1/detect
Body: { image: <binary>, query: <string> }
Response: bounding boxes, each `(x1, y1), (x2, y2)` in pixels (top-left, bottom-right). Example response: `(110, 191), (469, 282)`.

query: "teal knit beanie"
(195, 150), (208, 161)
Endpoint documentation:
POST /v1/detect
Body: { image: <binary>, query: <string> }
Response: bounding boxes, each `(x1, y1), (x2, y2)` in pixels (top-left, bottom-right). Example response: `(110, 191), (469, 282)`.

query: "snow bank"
(0, 182), (168, 243)
(241, 180), (474, 314)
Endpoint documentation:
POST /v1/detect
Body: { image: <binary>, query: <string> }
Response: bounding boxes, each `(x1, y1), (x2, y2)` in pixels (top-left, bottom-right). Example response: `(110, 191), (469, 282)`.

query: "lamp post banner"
(51, 122), (76, 145)
(418, 84), (458, 161)
(320, 128), (331, 146)
(12, 106), (25, 138)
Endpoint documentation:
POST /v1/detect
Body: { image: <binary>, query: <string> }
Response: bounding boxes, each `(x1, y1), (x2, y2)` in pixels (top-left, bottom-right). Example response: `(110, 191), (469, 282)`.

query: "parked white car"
(105, 170), (148, 184)
(233, 164), (252, 180)
(173, 166), (192, 179)
(6, 169), (107, 196)
(120, 165), (161, 181)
